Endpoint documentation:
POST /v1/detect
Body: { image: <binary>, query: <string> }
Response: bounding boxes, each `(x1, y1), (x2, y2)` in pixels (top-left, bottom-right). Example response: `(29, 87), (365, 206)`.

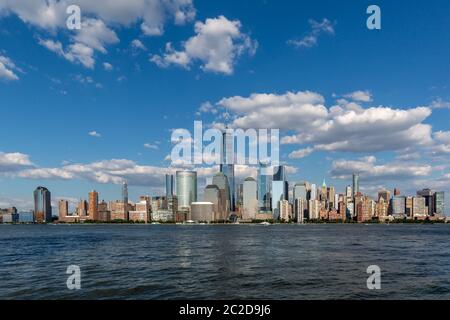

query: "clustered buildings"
(0, 132), (446, 224)
(0, 170), (446, 224)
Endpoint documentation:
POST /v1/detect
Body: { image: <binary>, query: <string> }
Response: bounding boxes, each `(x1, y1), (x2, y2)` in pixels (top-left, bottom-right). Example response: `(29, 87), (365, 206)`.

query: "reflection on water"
(1, 224), (450, 300)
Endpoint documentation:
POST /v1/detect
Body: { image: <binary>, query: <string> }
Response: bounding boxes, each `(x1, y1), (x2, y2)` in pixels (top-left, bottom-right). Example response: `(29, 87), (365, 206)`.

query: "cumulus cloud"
(288, 18), (335, 48)
(428, 98), (450, 109)
(103, 62), (113, 71)
(88, 131), (101, 138)
(330, 156), (432, 182)
(144, 143), (159, 150)
(213, 90), (434, 156)
(0, 55), (19, 81)
(131, 39), (147, 51)
(151, 15), (257, 75)
(289, 147), (315, 159)
(434, 131), (450, 144)
(1, 0), (195, 68)
(343, 90), (372, 103)
(0, 152), (34, 172)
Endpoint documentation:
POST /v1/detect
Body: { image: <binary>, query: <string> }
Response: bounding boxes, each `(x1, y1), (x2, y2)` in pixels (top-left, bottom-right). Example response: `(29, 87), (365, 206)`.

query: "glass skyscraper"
(435, 191), (445, 216)
(165, 174), (174, 198)
(242, 177), (258, 220)
(220, 130), (235, 212)
(258, 163), (272, 212)
(294, 182), (309, 201)
(272, 180), (288, 220)
(176, 171), (197, 211)
(273, 165), (286, 182)
(352, 173), (360, 198)
(33, 186), (52, 223)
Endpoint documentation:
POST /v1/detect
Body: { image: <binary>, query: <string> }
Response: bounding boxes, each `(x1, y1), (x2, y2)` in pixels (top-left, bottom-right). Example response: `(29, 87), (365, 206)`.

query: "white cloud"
(343, 90), (372, 103)
(197, 101), (218, 115)
(88, 131), (101, 138)
(131, 39), (147, 51)
(330, 156), (432, 182)
(288, 18), (335, 48)
(151, 15), (257, 75)
(144, 143), (159, 150)
(1, 0), (195, 68)
(434, 131), (450, 144)
(428, 98), (450, 109)
(215, 90), (434, 156)
(103, 62), (113, 71)
(0, 55), (19, 81)
(39, 38), (96, 69)
(289, 147), (315, 159)
(0, 152), (34, 172)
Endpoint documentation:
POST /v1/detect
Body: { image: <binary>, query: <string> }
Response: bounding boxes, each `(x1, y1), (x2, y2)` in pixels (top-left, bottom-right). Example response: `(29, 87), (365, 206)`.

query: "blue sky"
(0, 0), (450, 212)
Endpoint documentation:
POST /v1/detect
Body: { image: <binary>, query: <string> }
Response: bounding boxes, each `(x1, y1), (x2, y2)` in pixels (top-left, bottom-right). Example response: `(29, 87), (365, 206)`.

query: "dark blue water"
(1, 224), (450, 300)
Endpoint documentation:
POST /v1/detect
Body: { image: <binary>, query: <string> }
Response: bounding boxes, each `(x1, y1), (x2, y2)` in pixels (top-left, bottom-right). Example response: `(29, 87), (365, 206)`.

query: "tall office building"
(293, 182), (309, 202)
(242, 177), (258, 221)
(122, 181), (128, 205)
(272, 181), (288, 220)
(165, 174), (174, 198)
(212, 172), (231, 217)
(294, 198), (307, 223)
(204, 185), (223, 221)
(378, 189), (391, 203)
(34, 186), (52, 223)
(417, 189), (435, 215)
(310, 184), (317, 201)
(272, 165), (288, 219)
(352, 173), (359, 198)
(273, 165), (286, 182)
(88, 190), (99, 221)
(220, 130), (235, 212)
(257, 162), (272, 212)
(176, 171), (198, 211)
(58, 199), (69, 218)
(435, 191), (445, 216)
(412, 196), (427, 217)
(392, 196), (406, 217)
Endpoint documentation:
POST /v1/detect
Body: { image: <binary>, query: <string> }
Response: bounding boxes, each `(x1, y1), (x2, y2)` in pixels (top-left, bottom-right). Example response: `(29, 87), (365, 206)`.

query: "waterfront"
(1, 224), (450, 300)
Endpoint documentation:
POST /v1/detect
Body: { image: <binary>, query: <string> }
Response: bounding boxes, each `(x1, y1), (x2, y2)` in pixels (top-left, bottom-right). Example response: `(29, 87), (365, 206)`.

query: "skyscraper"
(417, 189), (435, 215)
(434, 191), (445, 216)
(176, 171), (198, 211)
(220, 130), (235, 212)
(293, 182), (309, 202)
(242, 177), (258, 221)
(58, 199), (69, 218)
(88, 190), (99, 221)
(165, 174), (174, 198)
(273, 165), (286, 182)
(212, 172), (231, 218)
(122, 181), (128, 205)
(34, 186), (52, 223)
(204, 185), (223, 221)
(272, 165), (288, 219)
(257, 162), (271, 212)
(310, 184), (317, 201)
(378, 189), (391, 203)
(272, 181), (288, 220)
(352, 173), (359, 198)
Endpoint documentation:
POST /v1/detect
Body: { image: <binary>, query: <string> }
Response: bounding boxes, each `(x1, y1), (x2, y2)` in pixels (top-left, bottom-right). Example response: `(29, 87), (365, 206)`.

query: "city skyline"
(0, 167), (445, 222)
(1, 0), (450, 213)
